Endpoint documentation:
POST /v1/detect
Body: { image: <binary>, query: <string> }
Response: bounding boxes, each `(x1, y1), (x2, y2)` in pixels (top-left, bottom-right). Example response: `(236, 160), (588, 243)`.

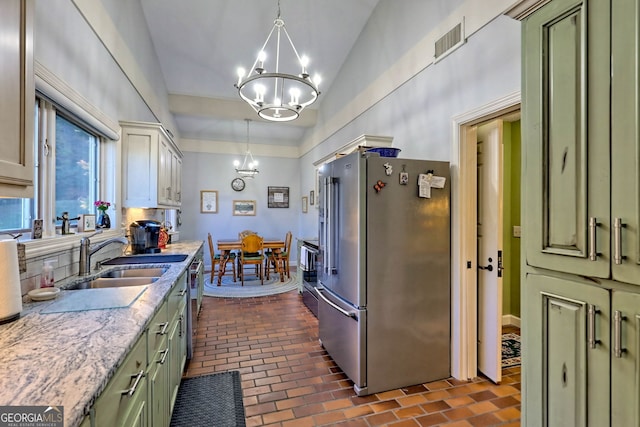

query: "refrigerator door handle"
(316, 287), (356, 318)
(326, 176), (339, 275)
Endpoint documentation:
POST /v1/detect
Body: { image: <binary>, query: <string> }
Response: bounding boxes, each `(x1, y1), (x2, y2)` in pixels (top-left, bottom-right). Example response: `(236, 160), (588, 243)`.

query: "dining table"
(216, 238), (285, 284)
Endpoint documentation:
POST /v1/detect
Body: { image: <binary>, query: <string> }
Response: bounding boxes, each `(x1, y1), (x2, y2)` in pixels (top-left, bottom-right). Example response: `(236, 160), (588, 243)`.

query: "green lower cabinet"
(148, 346), (170, 427)
(87, 271), (190, 427)
(168, 312), (182, 414)
(168, 272), (188, 414)
(92, 333), (148, 427)
(611, 291), (640, 425)
(523, 273), (610, 426)
(147, 301), (170, 427)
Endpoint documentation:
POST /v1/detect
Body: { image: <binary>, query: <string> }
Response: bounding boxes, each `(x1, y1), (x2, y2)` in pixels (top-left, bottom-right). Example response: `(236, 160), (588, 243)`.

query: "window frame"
(0, 97), (118, 241)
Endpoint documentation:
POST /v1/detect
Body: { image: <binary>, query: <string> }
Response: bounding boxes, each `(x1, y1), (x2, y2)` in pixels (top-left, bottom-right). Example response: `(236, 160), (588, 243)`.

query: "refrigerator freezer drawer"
(317, 287), (366, 389)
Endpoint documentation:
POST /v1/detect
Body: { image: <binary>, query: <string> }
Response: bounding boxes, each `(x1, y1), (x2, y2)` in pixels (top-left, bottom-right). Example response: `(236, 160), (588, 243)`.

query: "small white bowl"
(28, 287), (60, 301)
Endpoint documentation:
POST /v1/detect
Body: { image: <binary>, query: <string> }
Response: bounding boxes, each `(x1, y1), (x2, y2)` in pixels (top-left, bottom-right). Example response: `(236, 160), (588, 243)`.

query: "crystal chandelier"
(234, 119), (259, 177)
(235, 0), (321, 122)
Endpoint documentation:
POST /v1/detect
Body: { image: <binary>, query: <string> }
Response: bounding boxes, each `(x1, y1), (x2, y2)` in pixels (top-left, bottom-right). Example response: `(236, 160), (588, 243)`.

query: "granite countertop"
(0, 240), (203, 427)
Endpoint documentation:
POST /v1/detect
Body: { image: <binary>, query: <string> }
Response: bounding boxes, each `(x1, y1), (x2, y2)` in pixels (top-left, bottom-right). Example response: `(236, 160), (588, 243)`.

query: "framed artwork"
(233, 200), (256, 216)
(267, 186), (289, 208)
(309, 190), (315, 206)
(302, 196), (308, 213)
(78, 214), (96, 232)
(200, 190), (218, 213)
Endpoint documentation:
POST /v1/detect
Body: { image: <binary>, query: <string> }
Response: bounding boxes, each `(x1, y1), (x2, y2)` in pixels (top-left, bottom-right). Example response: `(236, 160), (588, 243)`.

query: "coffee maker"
(129, 220), (162, 254)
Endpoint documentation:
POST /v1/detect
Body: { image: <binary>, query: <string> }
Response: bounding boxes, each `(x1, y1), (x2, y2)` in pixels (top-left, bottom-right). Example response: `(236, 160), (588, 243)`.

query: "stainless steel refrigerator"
(317, 151), (450, 396)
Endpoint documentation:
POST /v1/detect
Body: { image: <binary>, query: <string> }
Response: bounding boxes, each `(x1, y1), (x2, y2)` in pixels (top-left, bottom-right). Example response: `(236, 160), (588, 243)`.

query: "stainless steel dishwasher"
(187, 249), (204, 360)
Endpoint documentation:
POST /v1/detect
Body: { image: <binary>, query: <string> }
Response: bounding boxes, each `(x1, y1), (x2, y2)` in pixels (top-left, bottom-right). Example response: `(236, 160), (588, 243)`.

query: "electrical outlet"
(513, 225), (521, 238)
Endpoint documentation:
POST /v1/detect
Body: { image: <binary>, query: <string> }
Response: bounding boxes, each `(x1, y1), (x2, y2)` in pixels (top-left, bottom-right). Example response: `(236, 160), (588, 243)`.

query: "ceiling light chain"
(234, 119), (259, 177)
(234, 0), (321, 122)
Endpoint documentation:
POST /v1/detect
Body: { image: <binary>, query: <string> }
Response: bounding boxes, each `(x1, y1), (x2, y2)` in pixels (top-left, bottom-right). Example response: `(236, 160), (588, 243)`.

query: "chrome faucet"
(79, 230), (129, 276)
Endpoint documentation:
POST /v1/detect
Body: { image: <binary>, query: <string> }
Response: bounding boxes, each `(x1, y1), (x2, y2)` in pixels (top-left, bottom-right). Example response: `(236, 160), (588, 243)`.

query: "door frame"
(450, 91), (521, 380)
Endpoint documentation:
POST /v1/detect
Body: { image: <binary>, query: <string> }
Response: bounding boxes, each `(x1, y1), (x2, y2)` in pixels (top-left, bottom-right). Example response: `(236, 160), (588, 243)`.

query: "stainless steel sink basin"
(99, 267), (168, 278)
(102, 254), (188, 265)
(68, 277), (159, 289)
(65, 266), (168, 290)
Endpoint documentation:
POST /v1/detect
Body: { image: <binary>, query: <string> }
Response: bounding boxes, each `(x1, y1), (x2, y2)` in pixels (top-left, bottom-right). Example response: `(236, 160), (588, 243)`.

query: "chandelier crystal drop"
(234, 119), (259, 177)
(234, 0), (321, 122)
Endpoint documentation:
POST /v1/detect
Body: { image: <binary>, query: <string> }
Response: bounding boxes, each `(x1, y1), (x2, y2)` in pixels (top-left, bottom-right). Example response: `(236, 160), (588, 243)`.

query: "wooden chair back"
(207, 233), (215, 262)
(241, 233), (264, 255)
(283, 231), (292, 254)
(238, 230), (257, 240)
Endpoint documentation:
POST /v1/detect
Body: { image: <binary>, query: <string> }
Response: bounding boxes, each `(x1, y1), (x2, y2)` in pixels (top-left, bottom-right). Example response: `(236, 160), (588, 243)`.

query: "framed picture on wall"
(200, 190), (218, 213)
(267, 186), (289, 208)
(302, 196), (308, 213)
(309, 190), (315, 205)
(233, 200), (256, 216)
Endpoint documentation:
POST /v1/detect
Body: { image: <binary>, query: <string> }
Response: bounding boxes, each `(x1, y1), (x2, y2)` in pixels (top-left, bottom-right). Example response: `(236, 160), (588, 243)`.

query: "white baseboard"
(502, 314), (521, 328)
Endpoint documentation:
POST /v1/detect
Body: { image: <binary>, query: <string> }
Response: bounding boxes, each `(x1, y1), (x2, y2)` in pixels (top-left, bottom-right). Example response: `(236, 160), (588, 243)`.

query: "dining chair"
(265, 231), (292, 282)
(238, 234), (264, 286)
(207, 233), (236, 285)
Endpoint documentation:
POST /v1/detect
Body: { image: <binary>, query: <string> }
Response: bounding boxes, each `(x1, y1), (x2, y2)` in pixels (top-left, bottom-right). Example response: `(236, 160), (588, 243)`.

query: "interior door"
(477, 120), (504, 383)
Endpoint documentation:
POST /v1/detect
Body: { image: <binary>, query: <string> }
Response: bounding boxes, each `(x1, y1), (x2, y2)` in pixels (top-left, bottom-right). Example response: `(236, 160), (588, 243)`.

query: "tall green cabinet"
(521, 0), (640, 425)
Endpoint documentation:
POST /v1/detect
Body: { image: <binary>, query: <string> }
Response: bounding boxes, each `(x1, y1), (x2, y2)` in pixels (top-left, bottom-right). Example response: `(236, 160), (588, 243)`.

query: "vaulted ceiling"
(139, 0), (381, 147)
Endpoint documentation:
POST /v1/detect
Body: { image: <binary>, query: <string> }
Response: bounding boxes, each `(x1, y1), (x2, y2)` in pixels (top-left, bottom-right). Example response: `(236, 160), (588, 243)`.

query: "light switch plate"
(513, 225), (521, 238)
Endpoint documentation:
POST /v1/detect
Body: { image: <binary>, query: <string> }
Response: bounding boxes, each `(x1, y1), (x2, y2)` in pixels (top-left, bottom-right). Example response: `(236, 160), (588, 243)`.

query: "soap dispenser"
(40, 260), (55, 288)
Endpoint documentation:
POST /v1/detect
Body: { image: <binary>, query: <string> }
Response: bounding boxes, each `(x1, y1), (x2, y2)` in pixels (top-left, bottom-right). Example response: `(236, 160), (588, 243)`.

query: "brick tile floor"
(184, 290), (521, 426)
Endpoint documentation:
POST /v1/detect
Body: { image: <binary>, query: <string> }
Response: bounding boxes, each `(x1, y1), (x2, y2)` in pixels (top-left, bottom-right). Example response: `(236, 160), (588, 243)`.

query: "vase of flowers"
(94, 200), (111, 229)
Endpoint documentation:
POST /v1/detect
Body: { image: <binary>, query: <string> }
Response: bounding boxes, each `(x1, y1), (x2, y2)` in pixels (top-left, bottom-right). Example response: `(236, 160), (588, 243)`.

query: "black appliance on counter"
(300, 239), (319, 317)
(129, 220), (162, 254)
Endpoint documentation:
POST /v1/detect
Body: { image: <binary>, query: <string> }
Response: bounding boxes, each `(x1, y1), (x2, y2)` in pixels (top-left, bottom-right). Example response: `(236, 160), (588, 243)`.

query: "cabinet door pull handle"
(588, 217), (599, 261)
(158, 348), (169, 365)
(588, 304), (601, 349)
(121, 370), (145, 396)
(614, 218), (626, 265)
(613, 310), (626, 358)
(157, 322), (169, 336)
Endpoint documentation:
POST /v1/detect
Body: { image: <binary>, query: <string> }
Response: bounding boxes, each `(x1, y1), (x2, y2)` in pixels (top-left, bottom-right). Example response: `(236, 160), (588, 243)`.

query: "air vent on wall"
(434, 20), (465, 63)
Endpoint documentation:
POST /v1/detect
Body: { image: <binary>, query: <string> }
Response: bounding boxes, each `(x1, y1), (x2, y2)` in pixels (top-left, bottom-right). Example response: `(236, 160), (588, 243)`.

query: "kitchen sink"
(65, 266), (168, 290)
(102, 254), (188, 265)
(68, 277), (160, 289)
(98, 267), (168, 278)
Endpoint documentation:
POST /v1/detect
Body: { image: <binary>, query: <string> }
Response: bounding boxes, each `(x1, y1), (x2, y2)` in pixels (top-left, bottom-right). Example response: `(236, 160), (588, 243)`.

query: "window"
(0, 199), (34, 232)
(54, 114), (98, 219)
(0, 98), (103, 236)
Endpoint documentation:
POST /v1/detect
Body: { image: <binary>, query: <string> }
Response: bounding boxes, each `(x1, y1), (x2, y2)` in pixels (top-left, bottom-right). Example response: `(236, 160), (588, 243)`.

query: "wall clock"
(231, 177), (246, 192)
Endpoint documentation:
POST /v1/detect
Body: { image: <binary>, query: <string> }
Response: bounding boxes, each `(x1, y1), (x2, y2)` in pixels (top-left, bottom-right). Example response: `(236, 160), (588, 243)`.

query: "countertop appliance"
(300, 239), (319, 317)
(317, 151), (451, 396)
(129, 220), (161, 254)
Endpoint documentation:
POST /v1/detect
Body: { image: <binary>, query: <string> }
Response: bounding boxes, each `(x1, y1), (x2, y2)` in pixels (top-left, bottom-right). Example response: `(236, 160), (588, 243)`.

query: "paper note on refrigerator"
(418, 173), (446, 198)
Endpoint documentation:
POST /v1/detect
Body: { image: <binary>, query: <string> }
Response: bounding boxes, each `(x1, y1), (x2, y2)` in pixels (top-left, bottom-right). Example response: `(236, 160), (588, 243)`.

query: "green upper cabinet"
(524, 0), (640, 286)
(611, 0), (640, 285)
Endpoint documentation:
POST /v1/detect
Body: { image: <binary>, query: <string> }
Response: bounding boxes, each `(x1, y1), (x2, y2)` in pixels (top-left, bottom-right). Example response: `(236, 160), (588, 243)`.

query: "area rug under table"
(203, 272), (298, 298)
(501, 333), (521, 368)
(170, 371), (246, 427)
